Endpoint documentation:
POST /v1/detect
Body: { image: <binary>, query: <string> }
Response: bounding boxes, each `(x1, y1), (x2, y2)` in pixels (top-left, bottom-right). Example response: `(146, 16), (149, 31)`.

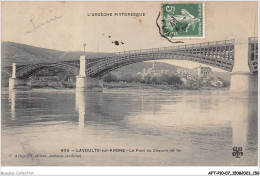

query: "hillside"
(111, 62), (180, 76)
(1, 41), (109, 67)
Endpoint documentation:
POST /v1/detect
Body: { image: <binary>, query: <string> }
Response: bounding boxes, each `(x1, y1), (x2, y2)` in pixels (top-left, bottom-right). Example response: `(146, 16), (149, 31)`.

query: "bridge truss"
(248, 37), (258, 73)
(86, 39), (235, 77)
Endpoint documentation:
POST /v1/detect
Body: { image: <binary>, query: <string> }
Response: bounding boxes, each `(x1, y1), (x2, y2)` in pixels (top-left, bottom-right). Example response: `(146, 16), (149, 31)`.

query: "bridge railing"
(86, 39), (235, 61)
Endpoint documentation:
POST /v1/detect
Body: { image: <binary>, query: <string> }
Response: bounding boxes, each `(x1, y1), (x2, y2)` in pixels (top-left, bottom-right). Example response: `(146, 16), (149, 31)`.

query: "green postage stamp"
(161, 3), (205, 39)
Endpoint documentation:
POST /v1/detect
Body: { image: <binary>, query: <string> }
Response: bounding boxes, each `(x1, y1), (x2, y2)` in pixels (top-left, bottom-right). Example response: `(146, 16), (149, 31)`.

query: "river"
(1, 88), (258, 166)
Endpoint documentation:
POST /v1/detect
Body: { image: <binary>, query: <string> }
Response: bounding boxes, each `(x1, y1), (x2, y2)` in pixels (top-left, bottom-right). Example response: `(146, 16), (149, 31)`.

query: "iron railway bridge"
(2, 37), (258, 79)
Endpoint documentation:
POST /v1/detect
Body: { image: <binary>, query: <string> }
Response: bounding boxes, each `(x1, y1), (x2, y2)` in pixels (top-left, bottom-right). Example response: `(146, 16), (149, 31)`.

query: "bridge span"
(5, 37), (258, 98)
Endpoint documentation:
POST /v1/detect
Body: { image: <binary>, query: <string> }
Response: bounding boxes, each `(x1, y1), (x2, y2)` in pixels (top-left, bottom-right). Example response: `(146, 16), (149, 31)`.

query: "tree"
(132, 74), (142, 83)
(121, 74), (133, 83)
(167, 75), (183, 85)
(143, 75), (152, 84)
(161, 74), (169, 85)
(103, 73), (118, 82)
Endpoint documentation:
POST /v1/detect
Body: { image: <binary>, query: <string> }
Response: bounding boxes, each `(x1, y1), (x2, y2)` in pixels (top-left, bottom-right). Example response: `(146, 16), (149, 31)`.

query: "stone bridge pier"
(230, 38), (258, 98)
(76, 56), (103, 92)
(9, 63), (28, 90)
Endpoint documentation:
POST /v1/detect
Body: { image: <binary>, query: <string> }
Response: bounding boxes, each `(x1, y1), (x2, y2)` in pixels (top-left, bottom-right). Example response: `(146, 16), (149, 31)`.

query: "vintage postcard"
(1, 1), (259, 175)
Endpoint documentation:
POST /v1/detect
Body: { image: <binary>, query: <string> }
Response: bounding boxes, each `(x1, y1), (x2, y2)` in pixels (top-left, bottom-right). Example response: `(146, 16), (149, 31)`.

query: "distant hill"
(1, 41), (230, 82)
(1, 41), (109, 67)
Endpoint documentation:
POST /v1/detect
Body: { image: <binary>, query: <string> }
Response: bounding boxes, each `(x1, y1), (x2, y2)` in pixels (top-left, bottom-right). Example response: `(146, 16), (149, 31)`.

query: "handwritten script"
(25, 15), (63, 34)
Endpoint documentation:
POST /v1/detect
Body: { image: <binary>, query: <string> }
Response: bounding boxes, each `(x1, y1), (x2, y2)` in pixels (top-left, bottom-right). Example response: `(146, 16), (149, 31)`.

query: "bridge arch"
(15, 62), (79, 79)
(86, 40), (235, 77)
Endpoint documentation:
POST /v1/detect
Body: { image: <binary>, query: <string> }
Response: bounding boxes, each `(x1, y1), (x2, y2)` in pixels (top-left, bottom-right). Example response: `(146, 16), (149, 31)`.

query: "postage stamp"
(161, 3), (205, 39)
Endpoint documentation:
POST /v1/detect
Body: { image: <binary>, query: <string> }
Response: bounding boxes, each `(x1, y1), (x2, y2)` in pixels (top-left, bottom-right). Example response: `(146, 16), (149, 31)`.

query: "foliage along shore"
(2, 80), (229, 91)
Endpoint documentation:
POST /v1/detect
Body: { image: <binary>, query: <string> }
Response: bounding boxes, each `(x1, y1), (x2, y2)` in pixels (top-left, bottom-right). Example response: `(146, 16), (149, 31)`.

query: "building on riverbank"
(177, 65), (213, 78)
(140, 61), (171, 78)
(142, 61), (159, 77)
(178, 66), (225, 89)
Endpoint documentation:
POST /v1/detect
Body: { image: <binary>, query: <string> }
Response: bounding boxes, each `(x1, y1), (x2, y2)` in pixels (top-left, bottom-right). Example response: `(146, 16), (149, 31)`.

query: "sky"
(1, 1), (258, 71)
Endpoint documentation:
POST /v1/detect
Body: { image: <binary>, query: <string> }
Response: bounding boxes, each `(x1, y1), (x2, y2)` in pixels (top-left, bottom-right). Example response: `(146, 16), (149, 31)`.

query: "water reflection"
(125, 93), (257, 159)
(75, 91), (85, 129)
(8, 90), (16, 120)
(1, 89), (258, 166)
(75, 91), (107, 127)
(230, 98), (258, 149)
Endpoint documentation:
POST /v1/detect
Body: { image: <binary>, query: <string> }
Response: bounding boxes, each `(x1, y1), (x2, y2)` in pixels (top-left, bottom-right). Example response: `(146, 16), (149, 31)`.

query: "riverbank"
(2, 81), (229, 91)
(104, 82), (229, 90)
(104, 82), (181, 90)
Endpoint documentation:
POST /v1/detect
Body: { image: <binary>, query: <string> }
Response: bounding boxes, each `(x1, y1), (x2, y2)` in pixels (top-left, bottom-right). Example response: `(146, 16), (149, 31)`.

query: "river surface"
(1, 88), (258, 166)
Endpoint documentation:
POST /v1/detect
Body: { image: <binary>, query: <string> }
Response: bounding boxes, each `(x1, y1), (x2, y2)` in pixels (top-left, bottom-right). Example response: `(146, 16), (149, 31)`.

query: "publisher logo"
(232, 147), (243, 158)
